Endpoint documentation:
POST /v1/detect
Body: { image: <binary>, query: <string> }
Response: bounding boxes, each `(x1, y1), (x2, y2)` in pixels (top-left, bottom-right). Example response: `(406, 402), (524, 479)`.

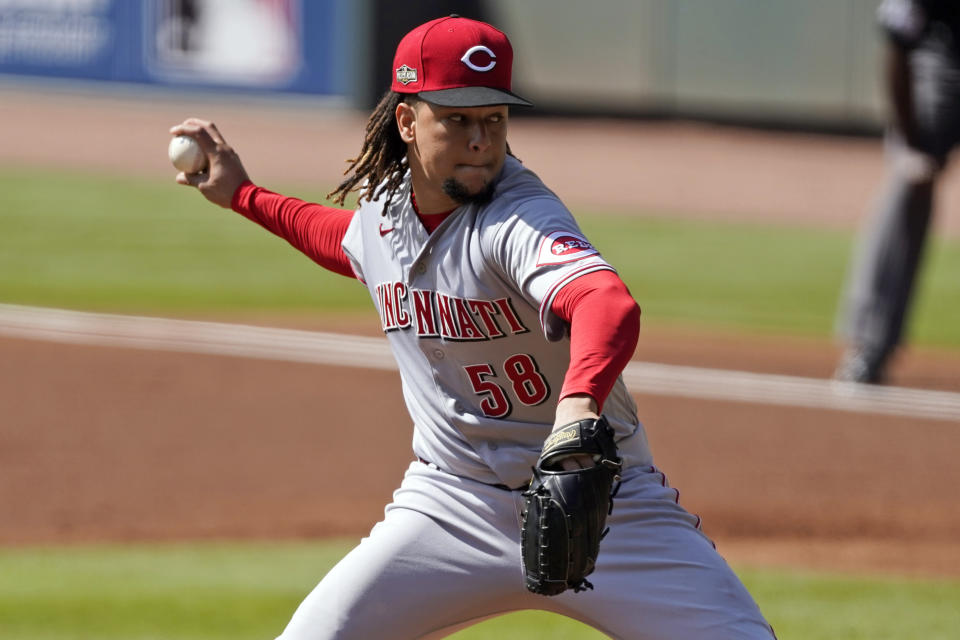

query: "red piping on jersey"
(653, 465), (709, 539)
(538, 263), (616, 334)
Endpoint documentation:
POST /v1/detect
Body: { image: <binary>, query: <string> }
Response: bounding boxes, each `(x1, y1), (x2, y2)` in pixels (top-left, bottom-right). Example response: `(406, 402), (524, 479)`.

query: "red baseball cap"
(391, 15), (532, 107)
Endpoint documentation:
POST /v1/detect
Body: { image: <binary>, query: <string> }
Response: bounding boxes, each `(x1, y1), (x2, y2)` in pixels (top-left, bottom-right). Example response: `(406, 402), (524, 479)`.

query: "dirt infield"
(1, 86), (959, 578)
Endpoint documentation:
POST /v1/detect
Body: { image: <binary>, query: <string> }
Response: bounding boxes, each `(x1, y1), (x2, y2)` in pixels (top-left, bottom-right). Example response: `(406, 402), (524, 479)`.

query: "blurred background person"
(836, 0), (960, 384)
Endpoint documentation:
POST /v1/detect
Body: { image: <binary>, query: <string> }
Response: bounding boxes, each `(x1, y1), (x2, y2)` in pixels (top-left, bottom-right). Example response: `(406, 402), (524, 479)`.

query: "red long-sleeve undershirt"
(552, 272), (639, 410)
(231, 181), (355, 277)
(231, 181), (639, 411)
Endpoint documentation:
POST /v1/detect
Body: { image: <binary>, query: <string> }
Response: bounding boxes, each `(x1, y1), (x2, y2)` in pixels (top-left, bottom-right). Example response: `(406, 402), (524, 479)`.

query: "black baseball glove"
(520, 416), (622, 596)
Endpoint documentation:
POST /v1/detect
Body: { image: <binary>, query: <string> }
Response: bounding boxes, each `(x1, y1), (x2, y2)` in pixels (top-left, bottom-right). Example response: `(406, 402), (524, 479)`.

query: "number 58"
(464, 354), (551, 418)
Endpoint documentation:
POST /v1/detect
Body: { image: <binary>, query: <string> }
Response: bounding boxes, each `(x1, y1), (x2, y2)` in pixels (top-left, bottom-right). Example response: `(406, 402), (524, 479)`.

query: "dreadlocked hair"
(328, 91), (410, 207)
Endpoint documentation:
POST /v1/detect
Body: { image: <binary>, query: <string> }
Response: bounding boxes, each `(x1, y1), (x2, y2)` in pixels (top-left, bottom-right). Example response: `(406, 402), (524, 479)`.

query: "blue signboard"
(0, 0), (357, 97)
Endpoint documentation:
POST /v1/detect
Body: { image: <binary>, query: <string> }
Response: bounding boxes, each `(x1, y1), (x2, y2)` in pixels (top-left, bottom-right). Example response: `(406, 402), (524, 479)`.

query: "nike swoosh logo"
(379, 224), (395, 237)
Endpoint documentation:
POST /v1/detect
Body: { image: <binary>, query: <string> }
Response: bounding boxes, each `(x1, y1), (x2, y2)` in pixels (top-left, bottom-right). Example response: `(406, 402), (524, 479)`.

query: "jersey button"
(489, 443), (499, 451)
(454, 402), (464, 413)
(433, 349), (445, 360)
(416, 263), (427, 275)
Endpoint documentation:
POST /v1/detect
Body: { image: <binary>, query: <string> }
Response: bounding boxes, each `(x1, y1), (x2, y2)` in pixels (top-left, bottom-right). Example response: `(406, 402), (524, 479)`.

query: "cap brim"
(418, 86), (533, 107)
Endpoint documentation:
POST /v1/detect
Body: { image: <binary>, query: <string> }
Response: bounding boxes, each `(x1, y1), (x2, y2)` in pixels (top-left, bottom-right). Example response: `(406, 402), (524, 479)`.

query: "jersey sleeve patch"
(536, 231), (600, 266)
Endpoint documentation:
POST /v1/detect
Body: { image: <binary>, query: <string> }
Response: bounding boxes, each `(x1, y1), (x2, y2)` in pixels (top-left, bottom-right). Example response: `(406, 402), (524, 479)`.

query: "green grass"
(1, 541), (958, 640)
(0, 169), (367, 313)
(2, 167), (959, 347)
(578, 214), (960, 346)
(0, 541), (352, 640)
(737, 566), (960, 640)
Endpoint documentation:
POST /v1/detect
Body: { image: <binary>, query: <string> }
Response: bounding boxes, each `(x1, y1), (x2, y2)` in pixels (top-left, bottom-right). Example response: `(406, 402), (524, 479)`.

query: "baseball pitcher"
(170, 15), (775, 640)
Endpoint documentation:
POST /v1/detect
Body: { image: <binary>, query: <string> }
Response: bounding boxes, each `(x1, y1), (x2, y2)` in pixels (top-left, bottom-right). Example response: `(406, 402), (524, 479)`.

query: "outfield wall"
(496, 0), (884, 130)
(0, 0), (885, 131)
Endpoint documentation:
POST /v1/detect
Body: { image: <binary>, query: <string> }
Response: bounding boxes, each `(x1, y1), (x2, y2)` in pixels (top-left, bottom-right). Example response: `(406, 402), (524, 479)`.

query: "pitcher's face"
(397, 100), (509, 212)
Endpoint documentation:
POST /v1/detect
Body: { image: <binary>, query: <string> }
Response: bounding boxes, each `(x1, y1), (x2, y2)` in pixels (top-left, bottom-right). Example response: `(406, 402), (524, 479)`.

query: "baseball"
(168, 135), (207, 174)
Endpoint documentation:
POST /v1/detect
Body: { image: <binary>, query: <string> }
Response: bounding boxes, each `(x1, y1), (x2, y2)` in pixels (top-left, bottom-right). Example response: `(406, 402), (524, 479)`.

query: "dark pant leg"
(843, 175), (933, 358)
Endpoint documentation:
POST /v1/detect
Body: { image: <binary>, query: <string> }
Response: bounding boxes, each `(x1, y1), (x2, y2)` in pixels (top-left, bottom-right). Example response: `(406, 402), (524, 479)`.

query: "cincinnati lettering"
(375, 282), (529, 340)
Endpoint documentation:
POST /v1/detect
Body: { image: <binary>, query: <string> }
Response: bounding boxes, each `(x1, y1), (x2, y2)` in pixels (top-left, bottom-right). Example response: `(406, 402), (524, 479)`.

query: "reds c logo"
(460, 45), (496, 72)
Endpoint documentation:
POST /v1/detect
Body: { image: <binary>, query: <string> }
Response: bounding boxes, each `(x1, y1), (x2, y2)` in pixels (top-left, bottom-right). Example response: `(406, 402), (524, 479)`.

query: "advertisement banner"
(0, 0), (355, 96)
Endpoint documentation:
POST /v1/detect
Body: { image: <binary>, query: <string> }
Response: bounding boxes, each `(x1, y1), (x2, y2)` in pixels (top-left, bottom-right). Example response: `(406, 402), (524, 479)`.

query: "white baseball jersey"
(341, 155), (653, 489)
(276, 157), (775, 640)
